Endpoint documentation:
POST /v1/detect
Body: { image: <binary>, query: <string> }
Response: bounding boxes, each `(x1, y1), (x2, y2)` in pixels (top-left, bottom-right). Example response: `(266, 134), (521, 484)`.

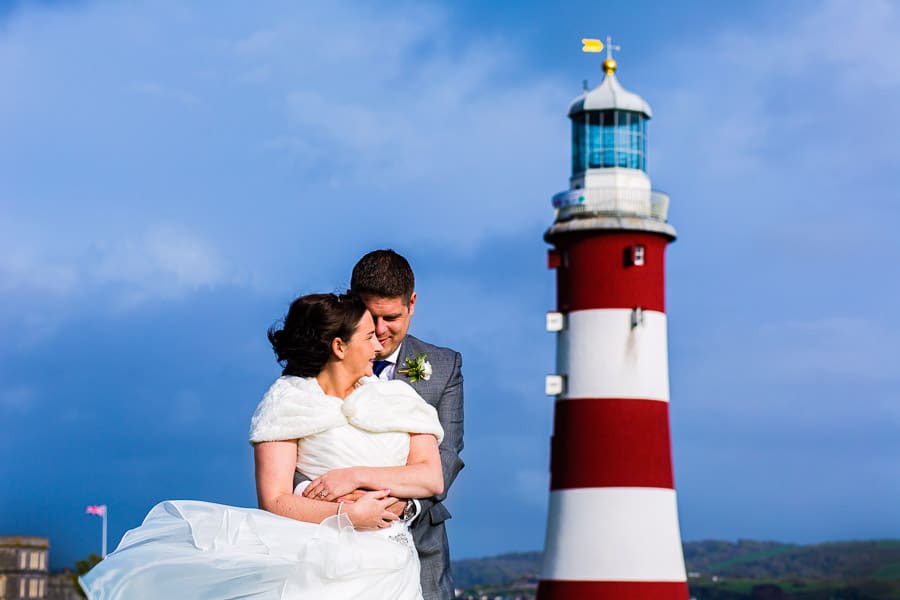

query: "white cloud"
(218, 3), (567, 244)
(655, 0), (900, 417)
(93, 225), (226, 291)
(0, 216), (231, 308)
(0, 385), (36, 413)
(652, 0), (900, 194)
(284, 90), (412, 157)
(0, 249), (78, 294)
(754, 0), (900, 88)
(0, 0), (569, 309)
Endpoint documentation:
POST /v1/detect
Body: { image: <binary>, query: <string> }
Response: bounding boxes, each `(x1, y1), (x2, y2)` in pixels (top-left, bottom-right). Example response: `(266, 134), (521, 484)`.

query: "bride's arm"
(255, 440), (347, 522)
(255, 440), (398, 528)
(303, 433), (443, 501)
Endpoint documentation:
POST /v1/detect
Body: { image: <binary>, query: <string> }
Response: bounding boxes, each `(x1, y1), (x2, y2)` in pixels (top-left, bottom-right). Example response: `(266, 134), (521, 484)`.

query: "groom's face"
(362, 292), (416, 359)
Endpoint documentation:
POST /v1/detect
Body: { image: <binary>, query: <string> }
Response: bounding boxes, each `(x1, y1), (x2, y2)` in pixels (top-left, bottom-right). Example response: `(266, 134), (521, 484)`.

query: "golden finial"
(602, 58), (617, 74)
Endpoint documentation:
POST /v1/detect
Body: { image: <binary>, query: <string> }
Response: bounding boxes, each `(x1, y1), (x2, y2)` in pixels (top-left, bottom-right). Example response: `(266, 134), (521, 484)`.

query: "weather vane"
(581, 35), (621, 74)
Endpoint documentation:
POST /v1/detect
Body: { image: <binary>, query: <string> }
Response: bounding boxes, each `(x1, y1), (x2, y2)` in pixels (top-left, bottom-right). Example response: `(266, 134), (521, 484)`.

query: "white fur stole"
(248, 376), (443, 444)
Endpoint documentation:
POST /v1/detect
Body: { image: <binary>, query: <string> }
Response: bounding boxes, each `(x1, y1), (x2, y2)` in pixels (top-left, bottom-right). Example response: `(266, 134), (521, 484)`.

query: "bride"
(80, 293), (444, 599)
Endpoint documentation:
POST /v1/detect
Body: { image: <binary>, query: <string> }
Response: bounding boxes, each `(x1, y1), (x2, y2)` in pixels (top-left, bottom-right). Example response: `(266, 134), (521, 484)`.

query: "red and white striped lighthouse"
(537, 42), (689, 600)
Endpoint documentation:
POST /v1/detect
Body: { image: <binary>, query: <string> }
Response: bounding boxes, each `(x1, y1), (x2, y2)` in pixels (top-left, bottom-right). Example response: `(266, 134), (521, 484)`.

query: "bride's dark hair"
(268, 293), (367, 377)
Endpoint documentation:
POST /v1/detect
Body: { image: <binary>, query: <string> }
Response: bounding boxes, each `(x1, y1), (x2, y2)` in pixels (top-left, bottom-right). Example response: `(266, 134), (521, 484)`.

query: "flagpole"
(85, 505), (108, 557)
(102, 508), (107, 558)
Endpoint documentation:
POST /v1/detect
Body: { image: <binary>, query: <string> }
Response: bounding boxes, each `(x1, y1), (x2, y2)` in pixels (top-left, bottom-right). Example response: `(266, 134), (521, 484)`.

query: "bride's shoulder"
(248, 376), (344, 444)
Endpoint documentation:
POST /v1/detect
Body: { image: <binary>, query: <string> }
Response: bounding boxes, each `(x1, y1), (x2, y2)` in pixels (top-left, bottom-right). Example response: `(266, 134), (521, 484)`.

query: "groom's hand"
(335, 489), (406, 516)
(385, 499), (406, 517)
(334, 489), (366, 503)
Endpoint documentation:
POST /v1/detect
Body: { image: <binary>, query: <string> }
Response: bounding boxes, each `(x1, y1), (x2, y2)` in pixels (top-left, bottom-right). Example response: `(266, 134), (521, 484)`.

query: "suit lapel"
(394, 335), (417, 383)
(395, 335), (437, 406)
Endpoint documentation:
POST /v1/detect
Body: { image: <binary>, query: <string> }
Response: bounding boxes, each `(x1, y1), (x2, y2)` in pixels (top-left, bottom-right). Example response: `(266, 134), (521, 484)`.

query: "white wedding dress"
(80, 376), (444, 600)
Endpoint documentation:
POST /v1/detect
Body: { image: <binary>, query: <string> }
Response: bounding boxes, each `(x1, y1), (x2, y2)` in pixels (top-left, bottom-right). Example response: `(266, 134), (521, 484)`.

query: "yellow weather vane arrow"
(581, 38), (603, 53)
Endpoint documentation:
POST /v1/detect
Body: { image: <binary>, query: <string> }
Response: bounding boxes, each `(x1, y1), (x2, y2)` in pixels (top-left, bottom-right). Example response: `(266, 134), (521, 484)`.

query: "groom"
(351, 249), (464, 600)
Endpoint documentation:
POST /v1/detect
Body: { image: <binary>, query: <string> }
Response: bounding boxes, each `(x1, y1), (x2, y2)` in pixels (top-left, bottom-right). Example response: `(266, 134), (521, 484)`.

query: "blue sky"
(2, 0), (899, 570)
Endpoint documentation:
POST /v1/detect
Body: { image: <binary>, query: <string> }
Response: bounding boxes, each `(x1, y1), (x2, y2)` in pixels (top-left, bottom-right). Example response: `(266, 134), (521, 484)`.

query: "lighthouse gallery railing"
(552, 188), (670, 222)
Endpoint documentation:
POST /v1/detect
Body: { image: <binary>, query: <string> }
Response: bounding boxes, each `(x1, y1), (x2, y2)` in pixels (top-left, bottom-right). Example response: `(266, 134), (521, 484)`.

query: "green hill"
(452, 551), (542, 589)
(684, 539), (900, 579)
(451, 540), (900, 599)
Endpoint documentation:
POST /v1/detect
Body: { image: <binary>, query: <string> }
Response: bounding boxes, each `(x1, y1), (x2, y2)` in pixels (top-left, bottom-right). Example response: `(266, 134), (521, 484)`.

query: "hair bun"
(267, 293), (367, 378)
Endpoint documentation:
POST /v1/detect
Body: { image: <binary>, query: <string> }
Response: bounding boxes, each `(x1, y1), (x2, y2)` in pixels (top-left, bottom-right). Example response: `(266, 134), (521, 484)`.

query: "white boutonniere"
(398, 353), (432, 382)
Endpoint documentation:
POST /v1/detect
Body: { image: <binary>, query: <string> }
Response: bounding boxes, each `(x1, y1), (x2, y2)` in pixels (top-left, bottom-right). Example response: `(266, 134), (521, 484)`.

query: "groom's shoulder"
(405, 334), (459, 359)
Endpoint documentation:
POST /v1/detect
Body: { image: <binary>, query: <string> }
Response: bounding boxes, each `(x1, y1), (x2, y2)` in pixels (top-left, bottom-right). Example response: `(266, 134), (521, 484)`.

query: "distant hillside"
(452, 539), (900, 590)
(452, 551), (541, 589)
(684, 539), (900, 579)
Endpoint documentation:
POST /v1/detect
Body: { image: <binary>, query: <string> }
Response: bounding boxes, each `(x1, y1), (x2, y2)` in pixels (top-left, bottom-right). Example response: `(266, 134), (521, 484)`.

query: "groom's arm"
(417, 351), (464, 517)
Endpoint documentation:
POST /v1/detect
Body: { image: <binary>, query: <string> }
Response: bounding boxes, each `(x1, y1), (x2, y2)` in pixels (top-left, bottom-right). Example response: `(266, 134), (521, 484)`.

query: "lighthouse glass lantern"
(572, 109), (647, 172)
(537, 41), (689, 600)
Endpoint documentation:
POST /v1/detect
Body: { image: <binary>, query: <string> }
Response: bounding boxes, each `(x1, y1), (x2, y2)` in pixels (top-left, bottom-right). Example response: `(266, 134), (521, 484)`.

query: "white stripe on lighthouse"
(541, 487), (687, 581)
(557, 308), (670, 401)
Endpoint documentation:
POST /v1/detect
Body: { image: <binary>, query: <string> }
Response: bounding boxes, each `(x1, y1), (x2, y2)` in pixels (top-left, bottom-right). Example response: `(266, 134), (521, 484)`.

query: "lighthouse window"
(571, 110), (646, 175)
(631, 245), (645, 266)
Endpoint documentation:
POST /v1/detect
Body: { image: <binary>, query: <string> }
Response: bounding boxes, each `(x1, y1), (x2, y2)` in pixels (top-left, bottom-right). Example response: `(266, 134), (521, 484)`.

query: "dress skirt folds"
(80, 377), (444, 600)
(80, 500), (421, 600)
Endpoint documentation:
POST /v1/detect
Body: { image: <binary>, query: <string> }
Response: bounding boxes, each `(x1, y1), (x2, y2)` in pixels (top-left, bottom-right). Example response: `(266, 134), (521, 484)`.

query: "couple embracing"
(81, 250), (464, 600)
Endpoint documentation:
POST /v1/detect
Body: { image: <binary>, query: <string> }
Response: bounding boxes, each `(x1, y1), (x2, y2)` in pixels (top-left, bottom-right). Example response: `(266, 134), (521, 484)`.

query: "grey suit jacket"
(395, 334), (464, 600)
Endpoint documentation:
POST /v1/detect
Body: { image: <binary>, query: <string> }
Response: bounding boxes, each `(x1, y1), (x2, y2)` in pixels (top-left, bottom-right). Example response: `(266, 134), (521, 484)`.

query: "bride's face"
(341, 311), (383, 378)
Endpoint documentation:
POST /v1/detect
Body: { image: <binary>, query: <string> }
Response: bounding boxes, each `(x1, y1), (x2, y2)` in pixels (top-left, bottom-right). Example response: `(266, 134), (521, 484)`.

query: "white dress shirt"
(376, 344), (402, 381)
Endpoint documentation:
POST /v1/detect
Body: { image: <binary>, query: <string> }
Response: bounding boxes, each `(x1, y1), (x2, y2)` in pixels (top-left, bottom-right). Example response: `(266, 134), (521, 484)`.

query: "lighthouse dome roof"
(568, 68), (652, 118)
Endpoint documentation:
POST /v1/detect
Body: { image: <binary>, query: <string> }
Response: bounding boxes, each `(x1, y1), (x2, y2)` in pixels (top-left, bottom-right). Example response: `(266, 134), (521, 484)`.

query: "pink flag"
(85, 505), (106, 516)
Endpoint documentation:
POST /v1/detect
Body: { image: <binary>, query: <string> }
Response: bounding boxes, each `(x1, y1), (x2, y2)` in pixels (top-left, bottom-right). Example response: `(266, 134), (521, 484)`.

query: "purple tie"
(373, 360), (390, 376)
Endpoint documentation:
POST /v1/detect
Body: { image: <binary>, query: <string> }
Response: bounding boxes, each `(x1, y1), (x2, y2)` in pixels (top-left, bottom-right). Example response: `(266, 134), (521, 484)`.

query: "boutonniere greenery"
(398, 353), (432, 382)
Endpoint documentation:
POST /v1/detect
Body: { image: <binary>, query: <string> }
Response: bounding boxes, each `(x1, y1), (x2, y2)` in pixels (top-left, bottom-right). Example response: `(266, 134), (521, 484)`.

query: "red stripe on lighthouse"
(555, 232), (670, 313)
(550, 397), (675, 490)
(537, 580), (690, 599)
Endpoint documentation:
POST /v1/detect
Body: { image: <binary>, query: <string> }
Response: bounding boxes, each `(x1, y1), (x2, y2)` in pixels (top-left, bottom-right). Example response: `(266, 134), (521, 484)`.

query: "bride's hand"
(343, 489), (400, 530)
(303, 468), (360, 501)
